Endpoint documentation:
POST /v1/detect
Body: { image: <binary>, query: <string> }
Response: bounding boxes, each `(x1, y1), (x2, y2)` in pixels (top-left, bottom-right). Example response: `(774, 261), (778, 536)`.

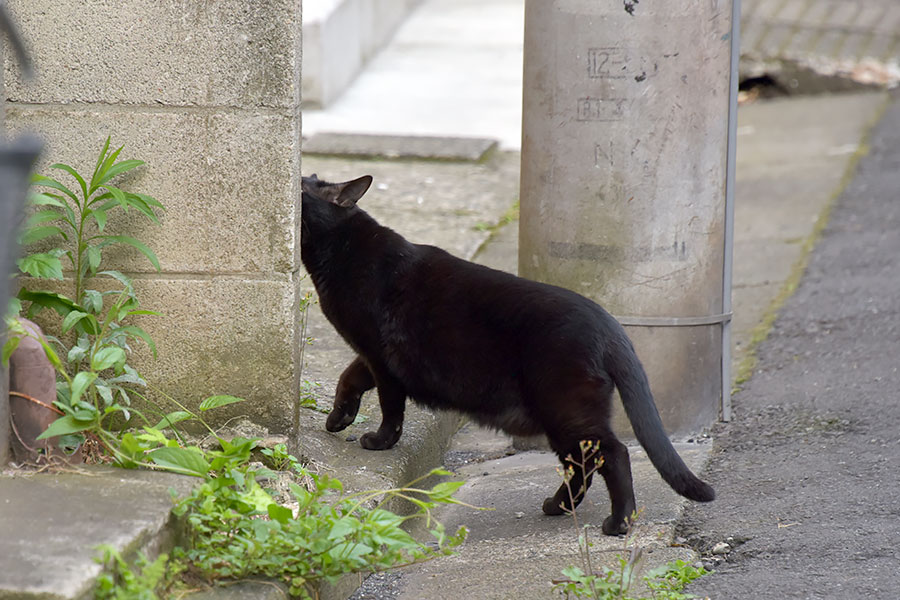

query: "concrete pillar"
(3, 1), (304, 434)
(519, 0), (736, 435)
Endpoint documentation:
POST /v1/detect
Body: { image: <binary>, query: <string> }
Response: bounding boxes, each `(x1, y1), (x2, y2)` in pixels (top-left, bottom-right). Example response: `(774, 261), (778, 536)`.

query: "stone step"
(0, 468), (193, 600)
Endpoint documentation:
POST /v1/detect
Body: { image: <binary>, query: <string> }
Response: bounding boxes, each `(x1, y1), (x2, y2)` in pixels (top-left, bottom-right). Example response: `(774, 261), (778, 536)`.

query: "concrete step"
(0, 468), (194, 600)
(303, 0), (422, 108)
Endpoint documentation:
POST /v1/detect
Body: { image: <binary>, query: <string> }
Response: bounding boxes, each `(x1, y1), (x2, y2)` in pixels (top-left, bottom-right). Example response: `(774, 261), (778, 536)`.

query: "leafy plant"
(18, 136), (163, 302)
(552, 442), (709, 600)
(95, 546), (170, 600)
(642, 561), (708, 600)
(261, 442), (298, 472)
(53, 394), (470, 599)
(5, 138), (164, 461)
(173, 449), (469, 600)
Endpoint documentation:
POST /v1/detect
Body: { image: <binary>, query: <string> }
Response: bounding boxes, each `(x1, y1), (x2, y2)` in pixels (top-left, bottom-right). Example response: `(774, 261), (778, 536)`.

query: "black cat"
(300, 174), (714, 535)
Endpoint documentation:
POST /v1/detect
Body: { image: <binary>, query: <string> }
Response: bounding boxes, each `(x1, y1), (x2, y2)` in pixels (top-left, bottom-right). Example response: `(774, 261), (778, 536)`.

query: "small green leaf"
(104, 185), (128, 210)
(116, 325), (157, 359)
(67, 343), (87, 364)
(97, 270), (133, 290)
(328, 516), (360, 540)
(198, 395), (245, 411)
(61, 310), (88, 333)
(28, 192), (66, 208)
(268, 503), (293, 524)
(20, 225), (66, 245)
(123, 193), (160, 223)
(2, 335), (22, 366)
(152, 411), (194, 430)
(26, 209), (65, 227)
(17, 289), (79, 318)
(429, 480), (465, 502)
(95, 159), (144, 189)
(36, 337), (65, 371)
(132, 192), (164, 210)
(96, 235), (160, 271)
(92, 347), (126, 371)
(137, 427), (169, 446)
(86, 245), (102, 274)
(7, 297), (22, 316)
(123, 310), (159, 317)
(92, 144), (124, 195)
(106, 365), (147, 386)
(91, 137), (112, 187)
(92, 208), (108, 232)
(61, 310), (98, 334)
(95, 382), (114, 406)
(70, 371), (98, 405)
(17, 253), (64, 279)
(148, 447), (209, 477)
(36, 415), (95, 440)
(32, 174), (78, 203)
(241, 483), (275, 512)
(83, 289), (103, 313)
(50, 162), (88, 200)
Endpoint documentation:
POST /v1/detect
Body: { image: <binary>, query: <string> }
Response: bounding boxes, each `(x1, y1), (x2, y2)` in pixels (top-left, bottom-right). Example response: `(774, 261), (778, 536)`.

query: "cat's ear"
(329, 175), (373, 208)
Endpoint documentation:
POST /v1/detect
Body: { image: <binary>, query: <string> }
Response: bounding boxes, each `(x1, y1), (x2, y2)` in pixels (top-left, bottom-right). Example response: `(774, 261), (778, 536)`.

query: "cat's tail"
(606, 334), (715, 503)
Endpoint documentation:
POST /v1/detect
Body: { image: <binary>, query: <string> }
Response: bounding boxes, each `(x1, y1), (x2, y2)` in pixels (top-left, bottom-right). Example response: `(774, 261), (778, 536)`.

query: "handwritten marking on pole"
(577, 97), (627, 121)
(594, 142), (614, 168)
(587, 48), (627, 79)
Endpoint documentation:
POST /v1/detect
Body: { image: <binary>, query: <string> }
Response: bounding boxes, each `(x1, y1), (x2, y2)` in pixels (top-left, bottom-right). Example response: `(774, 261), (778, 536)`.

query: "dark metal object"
(0, 0), (39, 309)
(0, 139), (41, 307)
(1, 0), (40, 467)
(0, 0), (33, 79)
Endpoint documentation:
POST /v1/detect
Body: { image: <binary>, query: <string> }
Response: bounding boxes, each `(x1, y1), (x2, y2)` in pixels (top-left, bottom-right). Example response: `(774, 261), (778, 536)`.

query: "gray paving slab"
(0, 468), (194, 600)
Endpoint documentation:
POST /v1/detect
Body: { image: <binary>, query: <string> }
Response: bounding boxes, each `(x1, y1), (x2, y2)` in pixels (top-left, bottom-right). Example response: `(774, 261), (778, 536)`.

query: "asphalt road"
(678, 91), (900, 599)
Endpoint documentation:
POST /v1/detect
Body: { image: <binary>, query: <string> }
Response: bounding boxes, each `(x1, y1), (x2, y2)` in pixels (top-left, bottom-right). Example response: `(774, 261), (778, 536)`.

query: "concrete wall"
(3, 1), (304, 434)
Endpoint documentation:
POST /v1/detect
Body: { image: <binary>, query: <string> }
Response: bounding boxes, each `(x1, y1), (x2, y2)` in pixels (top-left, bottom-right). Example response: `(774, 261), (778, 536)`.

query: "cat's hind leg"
(594, 436), (636, 535)
(326, 355), (374, 432)
(538, 377), (637, 535)
(541, 440), (599, 517)
(542, 435), (636, 535)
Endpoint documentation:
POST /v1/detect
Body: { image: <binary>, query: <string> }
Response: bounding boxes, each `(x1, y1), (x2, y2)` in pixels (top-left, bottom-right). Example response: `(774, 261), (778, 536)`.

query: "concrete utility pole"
(519, 0), (739, 435)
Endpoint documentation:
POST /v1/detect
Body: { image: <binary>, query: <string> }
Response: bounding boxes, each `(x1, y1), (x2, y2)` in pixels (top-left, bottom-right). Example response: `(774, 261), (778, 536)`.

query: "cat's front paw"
(325, 408), (355, 432)
(541, 496), (567, 516)
(601, 515), (629, 536)
(359, 429), (400, 450)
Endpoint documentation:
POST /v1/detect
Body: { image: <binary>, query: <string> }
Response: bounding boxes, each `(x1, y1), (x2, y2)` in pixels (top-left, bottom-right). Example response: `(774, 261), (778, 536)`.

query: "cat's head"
(301, 174), (373, 209)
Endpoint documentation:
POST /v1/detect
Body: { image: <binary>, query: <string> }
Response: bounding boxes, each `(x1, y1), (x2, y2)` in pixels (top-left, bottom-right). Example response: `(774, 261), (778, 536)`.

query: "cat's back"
(402, 242), (617, 340)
